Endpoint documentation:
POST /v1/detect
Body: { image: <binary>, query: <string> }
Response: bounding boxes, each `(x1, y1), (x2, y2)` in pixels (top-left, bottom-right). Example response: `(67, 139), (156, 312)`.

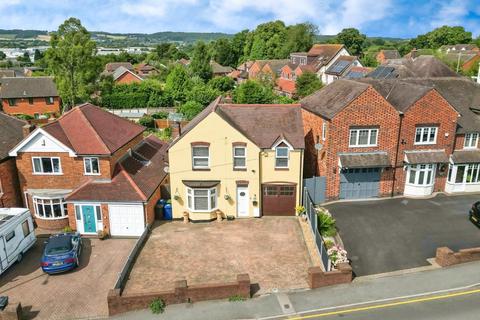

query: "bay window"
(192, 146), (209, 169)
(32, 157), (61, 174)
(415, 127), (437, 145)
(33, 197), (68, 219)
(449, 164), (480, 184)
(464, 133), (478, 149)
(186, 187), (217, 211)
(84, 157), (100, 175)
(349, 128), (378, 147)
(407, 164), (435, 186)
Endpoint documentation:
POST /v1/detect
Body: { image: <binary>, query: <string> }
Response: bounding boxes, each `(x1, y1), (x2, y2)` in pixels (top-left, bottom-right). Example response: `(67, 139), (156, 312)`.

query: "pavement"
(0, 237), (135, 320)
(325, 194), (480, 276)
(112, 260), (480, 320)
(124, 217), (313, 295)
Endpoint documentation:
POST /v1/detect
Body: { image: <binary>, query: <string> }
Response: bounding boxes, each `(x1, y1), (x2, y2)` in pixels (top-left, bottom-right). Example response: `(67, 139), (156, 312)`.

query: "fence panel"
(304, 176), (326, 204)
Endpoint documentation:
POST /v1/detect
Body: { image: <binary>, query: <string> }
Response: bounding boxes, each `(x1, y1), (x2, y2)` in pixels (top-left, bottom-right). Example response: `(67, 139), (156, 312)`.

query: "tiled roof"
(367, 56), (458, 79)
(308, 44), (344, 57)
(0, 77), (58, 98)
(379, 50), (401, 60)
(276, 78), (296, 94)
(0, 112), (26, 160)
(211, 61), (234, 74)
(112, 66), (143, 81)
(105, 62), (134, 73)
(42, 103), (145, 155)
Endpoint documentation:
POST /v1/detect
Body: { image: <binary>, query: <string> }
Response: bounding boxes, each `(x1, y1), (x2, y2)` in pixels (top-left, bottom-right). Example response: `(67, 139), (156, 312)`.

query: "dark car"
(469, 201), (480, 227)
(41, 233), (82, 274)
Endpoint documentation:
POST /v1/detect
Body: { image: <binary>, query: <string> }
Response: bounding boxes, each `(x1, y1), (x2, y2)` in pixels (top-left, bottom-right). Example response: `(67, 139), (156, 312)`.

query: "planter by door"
(236, 186), (249, 217)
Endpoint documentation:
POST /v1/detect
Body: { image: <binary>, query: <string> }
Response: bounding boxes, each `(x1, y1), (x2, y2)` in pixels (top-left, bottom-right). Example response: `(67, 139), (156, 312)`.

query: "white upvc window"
(407, 164), (435, 186)
(186, 187), (217, 211)
(233, 146), (247, 169)
(32, 157), (62, 174)
(349, 128), (378, 147)
(275, 146), (289, 168)
(450, 164), (480, 184)
(33, 196), (68, 220)
(192, 146), (209, 169)
(415, 127), (437, 145)
(322, 122), (327, 141)
(84, 157), (100, 175)
(464, 133), (479, 149)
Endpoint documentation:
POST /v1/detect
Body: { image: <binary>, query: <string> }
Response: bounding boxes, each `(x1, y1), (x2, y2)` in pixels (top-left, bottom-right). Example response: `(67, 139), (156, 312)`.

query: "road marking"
(289, 288), (480, 319)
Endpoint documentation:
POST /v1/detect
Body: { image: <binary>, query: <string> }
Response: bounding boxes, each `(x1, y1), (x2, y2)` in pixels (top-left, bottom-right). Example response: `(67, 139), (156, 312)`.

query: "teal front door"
(82, 206), (96, 233)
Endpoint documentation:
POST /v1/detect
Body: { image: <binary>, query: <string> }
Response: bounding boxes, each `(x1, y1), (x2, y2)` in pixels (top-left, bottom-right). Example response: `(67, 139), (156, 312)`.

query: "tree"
(186, 82), (220, 107)
(336, 28), (366, 55)
(211, 38), (237, 67)
(34, 49), (44, 62)
(164, 64), (193, 103)
(189, 41), (212, 81)
(17, 52), (31, 63)
(360, 54), (378, 67)
(45, 18), (99, 110)
(177, 101), (204, 120)
(281, 23), (317, 57)
(295, 72), (323, 98)
(208, 76), (235, 92)
(0, 51), (6, 60)
(409, 26), (472, 49)
(231, 30), (249, 64)
(233, 80), (275, 104)
(244, 20), (287, 60)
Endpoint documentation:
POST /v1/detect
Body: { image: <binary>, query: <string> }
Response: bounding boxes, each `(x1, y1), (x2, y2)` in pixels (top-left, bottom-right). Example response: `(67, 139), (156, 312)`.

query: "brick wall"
(376, 51), (386, 64)
(107, 274), (251, 316)
(302, 109), (329, 178)
(325, 87), (400, 200)
(115, 72), (142, 85)
(392, 90), (458, 195)
(436, 246), (480, 267)
(0, 158), (22, 208)
(1, 97), (60, 117)
(307, 263), (353, 289)
(145, 186), (161, 226)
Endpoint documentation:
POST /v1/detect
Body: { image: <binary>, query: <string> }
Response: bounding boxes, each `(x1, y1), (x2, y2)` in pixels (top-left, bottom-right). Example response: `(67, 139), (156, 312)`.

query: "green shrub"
(139, 115), (155, 128)
(149, 298), (165, 314)
(324, 239), (335, 249)
(15, 114), (34, 120)
(228, 295), (246, 302)
(151, 111), (169, 119)
(63, 226), (73, 233)
(318, 212), (337, 237)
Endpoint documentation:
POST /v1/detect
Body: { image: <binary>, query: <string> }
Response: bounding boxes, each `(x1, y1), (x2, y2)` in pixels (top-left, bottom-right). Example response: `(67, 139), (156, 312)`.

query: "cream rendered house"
(168, 98), (304, 221)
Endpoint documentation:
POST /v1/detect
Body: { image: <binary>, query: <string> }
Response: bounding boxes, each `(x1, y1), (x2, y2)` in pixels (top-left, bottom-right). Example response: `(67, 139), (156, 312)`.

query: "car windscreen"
(45, 236), (72, 255)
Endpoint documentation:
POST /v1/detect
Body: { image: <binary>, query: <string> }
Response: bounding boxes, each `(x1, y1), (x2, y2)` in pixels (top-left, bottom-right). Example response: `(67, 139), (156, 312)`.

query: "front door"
(237, 186), (249, 218)
(82, 206), (96, 233)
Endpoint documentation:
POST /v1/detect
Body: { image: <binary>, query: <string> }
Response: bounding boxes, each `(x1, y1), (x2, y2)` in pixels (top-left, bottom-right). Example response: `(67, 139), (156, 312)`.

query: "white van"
(0, 208), (36, 275)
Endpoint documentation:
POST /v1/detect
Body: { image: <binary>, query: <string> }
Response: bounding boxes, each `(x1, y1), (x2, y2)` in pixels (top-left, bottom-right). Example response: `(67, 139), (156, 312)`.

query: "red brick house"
(0, 77), (60, 118)
(301, 78), (459, 200)
(9, 103), (168, 236)
(112, 66), (143, 84)
(376, 50), (401, 64)
(0, 112), (27, 208)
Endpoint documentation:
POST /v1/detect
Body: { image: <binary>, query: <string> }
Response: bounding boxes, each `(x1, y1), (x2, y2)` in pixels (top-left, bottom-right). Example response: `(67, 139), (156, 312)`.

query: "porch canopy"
(404, 150), (449, 164)
(451, 150), (480, 164)
(338, 152), (390, 169)
(182, 180), (220, 188)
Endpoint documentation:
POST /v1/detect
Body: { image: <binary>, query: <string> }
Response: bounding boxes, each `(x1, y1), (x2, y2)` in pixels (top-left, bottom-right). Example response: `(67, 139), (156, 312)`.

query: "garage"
(262, 184), (296, 216)
(340, 167), (381, 199)
(108, 204), (145, 237)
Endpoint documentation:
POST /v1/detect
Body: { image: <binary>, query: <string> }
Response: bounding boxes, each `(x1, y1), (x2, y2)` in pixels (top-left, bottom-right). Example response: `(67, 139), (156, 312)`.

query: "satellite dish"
(163, 166), (170, 173)
(314, 143), (323, 150)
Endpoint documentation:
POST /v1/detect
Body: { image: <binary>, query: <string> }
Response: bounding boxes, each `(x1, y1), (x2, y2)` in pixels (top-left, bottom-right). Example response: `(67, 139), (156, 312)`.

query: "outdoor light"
(252, 194), (258, 206)
(173, 188), (180, 200)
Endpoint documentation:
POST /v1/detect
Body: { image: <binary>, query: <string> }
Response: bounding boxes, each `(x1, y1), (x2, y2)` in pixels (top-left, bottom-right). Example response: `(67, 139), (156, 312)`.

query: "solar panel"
(328, 60), (351, 74)
(345, 71), (365, 79)
(367, 66), (395, 79)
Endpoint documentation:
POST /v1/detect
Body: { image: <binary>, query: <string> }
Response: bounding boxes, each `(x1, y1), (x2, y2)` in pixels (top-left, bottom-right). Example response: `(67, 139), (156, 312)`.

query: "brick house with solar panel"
(301, 78), (459, 201)
(9, 103), (168, 236)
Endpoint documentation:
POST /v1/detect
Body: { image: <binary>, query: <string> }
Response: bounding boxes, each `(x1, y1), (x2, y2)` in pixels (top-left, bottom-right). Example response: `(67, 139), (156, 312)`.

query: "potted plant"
(295, 205), (307, 221)
(327, 245), (348, 270)
(97, 230), (107, 240)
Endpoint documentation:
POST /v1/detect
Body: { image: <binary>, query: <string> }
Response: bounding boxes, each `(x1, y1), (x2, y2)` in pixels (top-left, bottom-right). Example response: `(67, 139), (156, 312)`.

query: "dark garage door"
(262, 184), (296, 216)
(340, 168), (380, 199)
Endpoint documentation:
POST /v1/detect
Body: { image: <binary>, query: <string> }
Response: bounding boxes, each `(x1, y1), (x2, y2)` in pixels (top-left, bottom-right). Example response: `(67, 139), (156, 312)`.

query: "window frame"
(31, 156), (62, 175)
(83, 157), (101, 175)
(33, 196), (68, 220)
(45, 97), (54, 105)
(349, 128), (378, 147)
(233, 146), (247, 169)
(7, 98), (16, 106)
(192, 145), (210, 169)
(5, 231), (15, 242)
(414, 126), (438, 145)
(186, 187), (217, 212)
(406, 164), (435, 186)
(464, 133), (479, 149)
(275, 146), (290, 168)
(28, 97), (34, 105)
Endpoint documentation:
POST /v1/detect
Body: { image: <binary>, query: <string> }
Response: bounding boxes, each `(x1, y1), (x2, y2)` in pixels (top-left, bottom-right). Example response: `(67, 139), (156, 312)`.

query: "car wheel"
(17, 253), (23, 263)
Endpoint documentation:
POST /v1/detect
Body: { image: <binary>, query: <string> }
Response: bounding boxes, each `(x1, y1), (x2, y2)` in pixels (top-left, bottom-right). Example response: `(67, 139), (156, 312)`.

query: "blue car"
(41, 233), (82, 274)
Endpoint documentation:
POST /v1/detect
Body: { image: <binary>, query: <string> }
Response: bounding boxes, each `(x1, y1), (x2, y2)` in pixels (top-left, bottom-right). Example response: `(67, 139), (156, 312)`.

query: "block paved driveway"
(0, 237), (135, 320)
(124, 217), (313, 295)
(326, 194), (480, 276)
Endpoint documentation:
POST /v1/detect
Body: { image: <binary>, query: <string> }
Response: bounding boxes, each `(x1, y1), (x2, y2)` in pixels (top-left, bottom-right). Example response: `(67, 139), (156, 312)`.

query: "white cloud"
(120, 0), (199, 19)
(431, 0), (469, 27)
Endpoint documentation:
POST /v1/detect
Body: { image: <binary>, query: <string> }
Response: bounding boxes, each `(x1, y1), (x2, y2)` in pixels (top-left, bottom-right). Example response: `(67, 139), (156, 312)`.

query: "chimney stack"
(22, 124), (34, 138)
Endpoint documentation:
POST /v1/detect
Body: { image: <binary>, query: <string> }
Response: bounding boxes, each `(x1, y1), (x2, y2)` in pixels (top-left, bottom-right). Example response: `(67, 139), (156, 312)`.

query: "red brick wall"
(145, 185), (161, 226)
(376, 51), (386, 64)
(302, 109), (330, 178)
(115, 72), (142, 84)
(1, 97), (60, 117)
(436, 246), (480, 267)
(462, 54), (480, 71)
(325, 87), (400, 200)
(392, 90), (458, 195)
(308, 263), (352, 289)
(0, 158), (22, 208)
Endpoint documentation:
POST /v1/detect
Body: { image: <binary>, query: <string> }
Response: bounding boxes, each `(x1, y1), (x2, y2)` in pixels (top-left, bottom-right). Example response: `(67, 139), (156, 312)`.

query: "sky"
(0, 0), (479, 38)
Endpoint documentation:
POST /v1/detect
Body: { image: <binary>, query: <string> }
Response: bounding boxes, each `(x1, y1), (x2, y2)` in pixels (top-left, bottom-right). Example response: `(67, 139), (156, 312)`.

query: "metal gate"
(340, 167), (380, 199)
(304, 176), (326, 204)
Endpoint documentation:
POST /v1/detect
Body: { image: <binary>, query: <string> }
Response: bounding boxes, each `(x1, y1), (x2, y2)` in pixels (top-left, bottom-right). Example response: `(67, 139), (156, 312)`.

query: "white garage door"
(108, 204), (145, 237)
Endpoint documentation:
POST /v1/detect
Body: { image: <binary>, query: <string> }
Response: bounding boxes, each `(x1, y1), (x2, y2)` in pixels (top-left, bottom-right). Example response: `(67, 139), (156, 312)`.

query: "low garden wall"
(307, 262), (353, 289)
(107, 274), (251, 316)
(154, 119), (189, 129)
(435, 246), (480, 267)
